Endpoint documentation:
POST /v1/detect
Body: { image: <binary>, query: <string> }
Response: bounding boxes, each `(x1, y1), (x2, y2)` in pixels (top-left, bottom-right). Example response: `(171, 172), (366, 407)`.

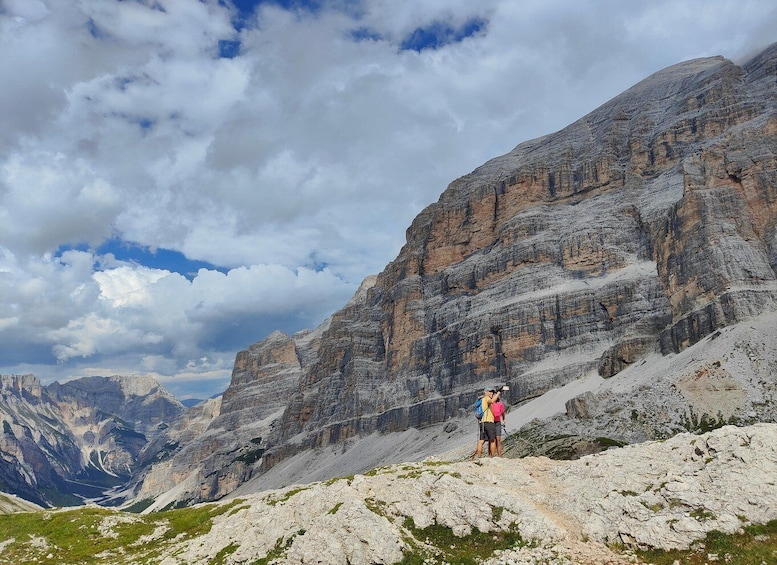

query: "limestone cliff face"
(133, 44), (777, 506)
(128, 322), (330, 508)
(261, 47), (776, 461)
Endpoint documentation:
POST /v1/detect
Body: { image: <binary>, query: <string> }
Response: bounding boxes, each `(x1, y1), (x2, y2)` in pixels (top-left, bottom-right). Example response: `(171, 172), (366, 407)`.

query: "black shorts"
(495, 421), (502, 437)
(482, 422), (497, 442)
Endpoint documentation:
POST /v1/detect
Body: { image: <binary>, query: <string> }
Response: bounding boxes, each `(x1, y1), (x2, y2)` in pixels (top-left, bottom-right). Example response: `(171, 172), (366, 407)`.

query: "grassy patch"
(398, 516), (526, 565)
(363, 465), (394, 477)
(640, 500), (665, 512)
(492, 506), (504, 522)
(595, 437), (626, 448)
(636, 519), (777, 565)
(213, 541), (239, 564)
(157, 499), (242, 539)
(503, 430), (623, 460)
(0, 499), (244, 564)
(124, 497), (155, 513)
(266, 487), (309, 506)
(689, 508), (716, 522)
(397, 470), (427, 479)
(38, 487), (82, 508)
(678, 408), (744, 435)
(253, 530), (306, 565)
(0, 507), (152, 563)
(328, 502), (343, 515)
(364, 497), (390, 519)
(421, 460), (449, 467)
(227, 500), (250, 517)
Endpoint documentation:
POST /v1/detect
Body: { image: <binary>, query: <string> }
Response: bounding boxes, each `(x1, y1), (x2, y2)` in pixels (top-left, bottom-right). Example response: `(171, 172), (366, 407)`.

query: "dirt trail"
(481, 457), (637, 564)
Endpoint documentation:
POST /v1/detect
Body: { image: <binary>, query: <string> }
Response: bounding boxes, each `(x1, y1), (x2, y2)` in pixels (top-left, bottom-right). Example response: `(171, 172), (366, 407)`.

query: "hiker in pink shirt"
(492, 395), (506, 457)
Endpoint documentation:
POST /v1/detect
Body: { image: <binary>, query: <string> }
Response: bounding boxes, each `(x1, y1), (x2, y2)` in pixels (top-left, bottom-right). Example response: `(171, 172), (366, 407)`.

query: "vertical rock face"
(132, 44), (777, 506)
(261, 48), (776, 459)
(128, 322), (330, 508)
(220, 330), (307, 426)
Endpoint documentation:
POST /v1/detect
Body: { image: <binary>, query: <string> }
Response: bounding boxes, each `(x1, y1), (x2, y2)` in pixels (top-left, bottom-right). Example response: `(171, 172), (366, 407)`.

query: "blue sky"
(0, 0), (775, 400)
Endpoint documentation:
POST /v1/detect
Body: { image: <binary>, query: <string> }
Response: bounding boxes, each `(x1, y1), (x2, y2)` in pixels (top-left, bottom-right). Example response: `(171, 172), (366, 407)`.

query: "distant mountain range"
(0, 374), (184, 507)
(2, 42), (777, 511)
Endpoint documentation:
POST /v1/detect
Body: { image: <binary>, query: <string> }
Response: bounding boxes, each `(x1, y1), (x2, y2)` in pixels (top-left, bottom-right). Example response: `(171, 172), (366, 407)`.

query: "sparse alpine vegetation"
(0, 500), (243, 564)
(2, 423), (776, 564)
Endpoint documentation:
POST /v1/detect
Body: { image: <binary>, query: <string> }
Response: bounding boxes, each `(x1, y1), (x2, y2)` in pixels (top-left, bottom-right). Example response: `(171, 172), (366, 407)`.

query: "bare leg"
(471, 439), (485, 460)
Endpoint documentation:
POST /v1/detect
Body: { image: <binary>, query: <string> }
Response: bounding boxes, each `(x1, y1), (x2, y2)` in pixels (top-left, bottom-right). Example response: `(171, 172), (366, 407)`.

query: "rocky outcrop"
(129, 277), (387, 508)
(132, 44), (777, 507)
(196, 424), (777, 564)
(8, 423), (773, 564)
(509, 309), (777, 458)
(0, 374), (184, 507)
(0, 491), (42, 514)
(127, 320), (331, 509)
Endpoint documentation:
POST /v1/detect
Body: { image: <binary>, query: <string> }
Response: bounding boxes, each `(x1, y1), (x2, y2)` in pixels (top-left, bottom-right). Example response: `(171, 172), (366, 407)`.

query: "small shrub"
(690, 508), (716, 522)
(328, 502), (343, 515)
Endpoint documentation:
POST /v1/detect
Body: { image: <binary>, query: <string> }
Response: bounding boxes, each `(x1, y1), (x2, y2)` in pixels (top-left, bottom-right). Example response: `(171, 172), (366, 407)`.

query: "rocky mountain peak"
(0, 375), (184, 507)
(118, 43), (777, 509)
(4, 44), (776, 513)
(0, 373), (43, 397)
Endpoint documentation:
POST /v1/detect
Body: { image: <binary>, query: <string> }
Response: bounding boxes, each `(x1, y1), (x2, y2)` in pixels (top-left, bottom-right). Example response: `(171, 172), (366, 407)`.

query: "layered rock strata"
(262, 47), (777, 462)
(128, 321), (331, 507)
(134, 44), (777, 506)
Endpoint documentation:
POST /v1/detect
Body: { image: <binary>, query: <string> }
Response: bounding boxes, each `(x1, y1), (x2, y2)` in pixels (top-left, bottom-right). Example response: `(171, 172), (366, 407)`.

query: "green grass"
(4, 494), (776, 565)
(328, 502), (343, 515)
(252, 530), (305, 565)
(398, 516), (527, 565)
(213, 542), (239, 564)
(0, 507), (150, 563)
(0, 499), (244, 564)
(266, 486), (309, 506)
(37, 487), (82, 508)
(636, 519), (777, 565)
(123, 497), (155, 513)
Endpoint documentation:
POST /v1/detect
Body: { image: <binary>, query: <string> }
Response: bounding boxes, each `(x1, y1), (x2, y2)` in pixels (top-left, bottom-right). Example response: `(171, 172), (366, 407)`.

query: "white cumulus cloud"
(0, 0), (775, 399)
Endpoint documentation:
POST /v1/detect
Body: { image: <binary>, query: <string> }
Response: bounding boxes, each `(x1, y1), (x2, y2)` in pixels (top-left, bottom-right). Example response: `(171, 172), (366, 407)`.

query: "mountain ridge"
(2, 43), (776, 512)
(125, 42), (777, 508)
(0, 374), (184, 507)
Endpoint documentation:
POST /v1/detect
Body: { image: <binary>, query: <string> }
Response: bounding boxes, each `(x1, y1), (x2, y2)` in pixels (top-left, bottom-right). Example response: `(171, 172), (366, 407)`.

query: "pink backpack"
(491, 401), (504, 421)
